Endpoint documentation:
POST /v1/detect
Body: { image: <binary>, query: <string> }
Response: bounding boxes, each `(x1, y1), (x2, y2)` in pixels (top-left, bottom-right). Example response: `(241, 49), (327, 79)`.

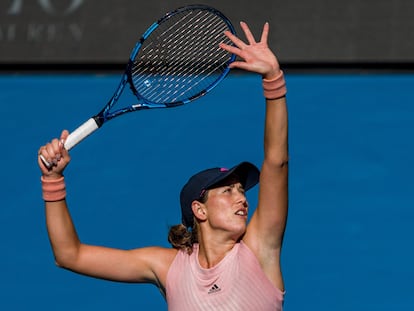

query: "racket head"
(127, 5), (236, 108)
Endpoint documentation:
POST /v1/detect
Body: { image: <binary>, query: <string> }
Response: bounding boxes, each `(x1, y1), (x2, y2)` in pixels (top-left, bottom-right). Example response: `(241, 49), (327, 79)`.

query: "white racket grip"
(40, 118), (99, 169)
(64, 118), (99, 151)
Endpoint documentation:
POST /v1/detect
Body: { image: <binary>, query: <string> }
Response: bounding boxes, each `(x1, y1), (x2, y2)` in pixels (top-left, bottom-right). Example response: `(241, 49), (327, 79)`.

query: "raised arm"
(38, 131), (176, 290)
(220, 22), (288, 290)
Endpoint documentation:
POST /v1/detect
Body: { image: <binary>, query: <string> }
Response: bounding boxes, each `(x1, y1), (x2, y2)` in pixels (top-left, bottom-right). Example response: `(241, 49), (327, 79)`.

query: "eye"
(237, 186), (245, 195)
(223, 187), (232, 193)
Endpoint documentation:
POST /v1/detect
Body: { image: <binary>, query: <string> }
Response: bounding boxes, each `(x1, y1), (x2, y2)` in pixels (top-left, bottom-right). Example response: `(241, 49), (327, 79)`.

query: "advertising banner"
(1, 0), (413, 65)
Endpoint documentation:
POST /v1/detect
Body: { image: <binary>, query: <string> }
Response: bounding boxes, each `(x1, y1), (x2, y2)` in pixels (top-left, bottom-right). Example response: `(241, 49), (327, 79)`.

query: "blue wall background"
(0, 72), (413, 310)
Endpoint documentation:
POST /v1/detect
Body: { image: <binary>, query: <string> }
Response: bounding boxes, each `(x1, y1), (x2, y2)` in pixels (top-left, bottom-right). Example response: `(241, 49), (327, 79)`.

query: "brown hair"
(167, 190), (208, 254)
(167, 223), (198, 255)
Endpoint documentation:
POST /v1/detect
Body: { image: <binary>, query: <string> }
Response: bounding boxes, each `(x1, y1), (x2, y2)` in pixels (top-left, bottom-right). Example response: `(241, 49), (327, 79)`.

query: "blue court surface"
(0, 72), (413, 310)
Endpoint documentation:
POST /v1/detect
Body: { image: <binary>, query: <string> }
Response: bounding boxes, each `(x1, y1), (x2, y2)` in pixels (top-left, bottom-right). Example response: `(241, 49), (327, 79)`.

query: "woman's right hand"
(38, 130), (71, 178)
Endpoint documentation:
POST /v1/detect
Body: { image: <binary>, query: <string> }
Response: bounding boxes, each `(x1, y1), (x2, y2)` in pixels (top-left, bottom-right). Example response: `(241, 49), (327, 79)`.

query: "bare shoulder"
(132, 246), (178, 286)
(144, 246), (178, 263)
(132, 246), (178, 268)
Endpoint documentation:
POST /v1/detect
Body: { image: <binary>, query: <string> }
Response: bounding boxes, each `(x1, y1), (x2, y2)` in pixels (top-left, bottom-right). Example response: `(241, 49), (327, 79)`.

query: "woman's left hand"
(220, 22), (281, 80)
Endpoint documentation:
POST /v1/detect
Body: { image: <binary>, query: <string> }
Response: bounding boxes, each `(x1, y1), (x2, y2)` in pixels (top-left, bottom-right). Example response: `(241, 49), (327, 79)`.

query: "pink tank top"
(166, 241), (284, 311)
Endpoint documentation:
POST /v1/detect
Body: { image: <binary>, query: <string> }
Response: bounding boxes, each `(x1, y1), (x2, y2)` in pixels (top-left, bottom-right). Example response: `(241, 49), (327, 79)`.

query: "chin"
(234, 225), (247, 239)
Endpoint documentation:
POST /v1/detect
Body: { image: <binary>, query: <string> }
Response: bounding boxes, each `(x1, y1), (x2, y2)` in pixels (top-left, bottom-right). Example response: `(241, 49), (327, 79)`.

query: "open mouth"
(235, 209), (247, 216)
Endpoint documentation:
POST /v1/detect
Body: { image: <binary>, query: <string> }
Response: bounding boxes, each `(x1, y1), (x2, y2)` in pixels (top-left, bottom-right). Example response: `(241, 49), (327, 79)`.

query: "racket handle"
(64, 118), (99, 151)
(40, 118), (99, 169)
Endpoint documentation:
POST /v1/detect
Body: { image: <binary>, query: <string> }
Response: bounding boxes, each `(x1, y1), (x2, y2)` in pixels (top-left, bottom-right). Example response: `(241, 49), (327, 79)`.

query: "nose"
(234, 188), (247, 205)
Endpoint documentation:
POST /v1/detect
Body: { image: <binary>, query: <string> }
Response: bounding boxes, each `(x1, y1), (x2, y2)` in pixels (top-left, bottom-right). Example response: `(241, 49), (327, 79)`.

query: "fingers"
(219, 41), (242, 58)
(220, 21), (278, 76)
(228, 60), (251, 71)
(38, 130), (70, 173)
(223, 29), (247, 50)
(39, 138), (61, 166)
(222, 21), (257, 50)
(239, 21), (256, 45)
(60, 129), (69, 143)
(260, 22), (270, 44)
(221, 21), (270, 54)
(59, 129), (70, 157)
(226, 21), (270, 45)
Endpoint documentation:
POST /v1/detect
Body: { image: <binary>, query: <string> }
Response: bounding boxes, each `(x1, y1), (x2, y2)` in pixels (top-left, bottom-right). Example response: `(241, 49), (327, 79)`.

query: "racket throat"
(93, 114), (105, 128)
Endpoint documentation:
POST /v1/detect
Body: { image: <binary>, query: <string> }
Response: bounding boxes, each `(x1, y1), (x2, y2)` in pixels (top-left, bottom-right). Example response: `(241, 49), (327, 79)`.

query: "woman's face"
(202, 179), (249, 235)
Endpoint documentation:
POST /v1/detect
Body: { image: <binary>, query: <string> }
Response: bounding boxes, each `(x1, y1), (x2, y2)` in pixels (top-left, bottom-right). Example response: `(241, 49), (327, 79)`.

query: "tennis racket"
(41, 4), (236, 167)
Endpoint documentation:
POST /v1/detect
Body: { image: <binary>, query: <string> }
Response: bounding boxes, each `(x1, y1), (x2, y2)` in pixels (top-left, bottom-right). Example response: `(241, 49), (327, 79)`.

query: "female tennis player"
(38, 21), (288, 310)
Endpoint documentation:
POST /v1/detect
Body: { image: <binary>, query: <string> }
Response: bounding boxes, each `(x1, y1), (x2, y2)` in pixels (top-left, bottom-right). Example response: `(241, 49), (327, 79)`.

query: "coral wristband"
(41, 176), (66, 202)
(263, 70), (287, 100)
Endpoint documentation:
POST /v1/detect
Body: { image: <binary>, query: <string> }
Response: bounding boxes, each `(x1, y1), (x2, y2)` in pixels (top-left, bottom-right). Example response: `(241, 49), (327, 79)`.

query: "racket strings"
(136, 12), (228, 79)
(138, 26), (229, 102)
(131, 8), (234, 104)
(140, 10), (226, 71)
